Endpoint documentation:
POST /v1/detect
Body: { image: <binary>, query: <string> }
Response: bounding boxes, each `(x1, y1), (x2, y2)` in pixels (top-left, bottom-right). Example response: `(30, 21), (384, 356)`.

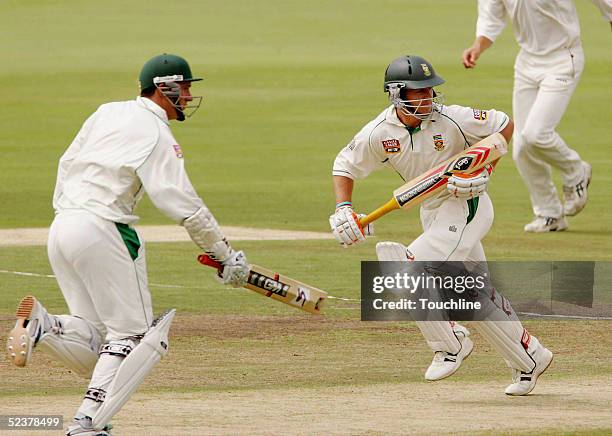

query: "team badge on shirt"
(433, 134), (445, 151)
(172, 144), (184, 158)
(473, 109), (488, 121)
(382, 139), (401, 154)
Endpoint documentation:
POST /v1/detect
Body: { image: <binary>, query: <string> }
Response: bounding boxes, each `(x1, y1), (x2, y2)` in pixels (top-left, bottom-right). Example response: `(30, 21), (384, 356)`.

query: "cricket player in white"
(463, 0), (612, 232)
(6, 54), (249, 435)
(330, 55), (553, 395)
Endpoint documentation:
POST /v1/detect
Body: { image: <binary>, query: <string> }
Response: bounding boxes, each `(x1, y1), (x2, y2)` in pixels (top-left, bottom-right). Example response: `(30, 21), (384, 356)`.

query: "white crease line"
(0, 269), (359, 303)
(517, 311), (612, 321)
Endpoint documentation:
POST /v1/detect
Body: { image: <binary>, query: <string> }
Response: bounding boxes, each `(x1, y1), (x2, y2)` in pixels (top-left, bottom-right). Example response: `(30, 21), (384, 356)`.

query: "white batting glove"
(217, 250), (249, 287)
(329, 205), (374, 247)
(447, 165), (492, 199)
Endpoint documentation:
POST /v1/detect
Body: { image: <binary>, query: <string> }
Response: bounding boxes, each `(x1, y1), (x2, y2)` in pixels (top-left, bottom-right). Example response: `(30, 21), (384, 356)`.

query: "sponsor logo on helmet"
(172, 144), (184, 158)
(433, 134), (445, 151)
(382, 139), (401, 154)
(421, 64), (431, 77)
(473, 109), (488, 120)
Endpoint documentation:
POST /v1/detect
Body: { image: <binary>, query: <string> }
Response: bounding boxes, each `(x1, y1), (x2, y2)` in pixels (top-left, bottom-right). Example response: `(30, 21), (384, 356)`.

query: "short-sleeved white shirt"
(53, 97), (203, 224)
(333, 104), (509, 209)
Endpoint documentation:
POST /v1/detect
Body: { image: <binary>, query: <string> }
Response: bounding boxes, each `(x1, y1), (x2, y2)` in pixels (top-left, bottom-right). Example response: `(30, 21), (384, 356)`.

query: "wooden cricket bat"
(360, 132), (508, 227)
(197, 255), (327, 314)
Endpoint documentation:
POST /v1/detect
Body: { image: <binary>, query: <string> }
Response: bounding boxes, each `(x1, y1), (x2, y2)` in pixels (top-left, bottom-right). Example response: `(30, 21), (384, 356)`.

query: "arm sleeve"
(52, 112), (96, 206)
(590, 0), (612, 21)
(476, 0), (508, 42)
(136, 140), (204, 223)
(332, 125), (387, 180)
(447, 105), (510, 145)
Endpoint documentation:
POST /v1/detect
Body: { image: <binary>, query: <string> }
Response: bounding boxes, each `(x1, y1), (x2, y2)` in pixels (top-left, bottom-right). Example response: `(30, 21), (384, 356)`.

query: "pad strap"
(183, 207), (232, 261)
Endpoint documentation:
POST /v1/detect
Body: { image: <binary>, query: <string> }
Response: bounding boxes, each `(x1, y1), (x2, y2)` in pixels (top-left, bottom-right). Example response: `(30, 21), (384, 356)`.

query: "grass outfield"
(1, 0), (611, 434)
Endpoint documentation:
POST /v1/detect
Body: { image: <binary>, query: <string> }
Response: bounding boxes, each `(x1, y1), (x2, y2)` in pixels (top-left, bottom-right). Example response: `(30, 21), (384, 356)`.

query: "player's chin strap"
(91, 309), (176, 430)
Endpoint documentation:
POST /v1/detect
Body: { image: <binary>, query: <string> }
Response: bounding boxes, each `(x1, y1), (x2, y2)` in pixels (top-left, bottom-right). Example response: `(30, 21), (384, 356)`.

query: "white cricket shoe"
(524, 216), (568, 233)
(66, 416), (113, 436)
(505, 344), (553, 396)
(6, 295), (54, 367)
(563, 161), (592, 217)
(425, 326), (474, 381)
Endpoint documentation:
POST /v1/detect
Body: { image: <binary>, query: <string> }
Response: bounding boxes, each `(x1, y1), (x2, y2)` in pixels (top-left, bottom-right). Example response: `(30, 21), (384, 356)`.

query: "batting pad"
(475, 321), (538, 373)
(92, 309), (175, 430)
(37, 315), (103, 378)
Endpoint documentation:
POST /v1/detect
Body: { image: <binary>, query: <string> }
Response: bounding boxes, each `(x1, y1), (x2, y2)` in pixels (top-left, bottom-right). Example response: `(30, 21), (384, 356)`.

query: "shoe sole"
(6, 295), (36, 367)
(426, 337), (474, 381)
(506, 350), (554, 396)
(565, 163), (592, 217)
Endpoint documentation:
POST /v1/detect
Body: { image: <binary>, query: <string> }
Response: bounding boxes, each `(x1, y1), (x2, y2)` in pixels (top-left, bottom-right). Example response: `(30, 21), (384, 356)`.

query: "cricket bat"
(197, 255), (327, 314)
(360, 132), (508, 227)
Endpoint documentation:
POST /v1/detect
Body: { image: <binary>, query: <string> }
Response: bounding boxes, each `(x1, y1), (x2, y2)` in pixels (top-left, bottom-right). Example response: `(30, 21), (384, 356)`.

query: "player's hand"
(447, 166), (491, 199)
(218, 250), (249, 287)
(329, 206), (373, 247)
(462, 46), (481, 68)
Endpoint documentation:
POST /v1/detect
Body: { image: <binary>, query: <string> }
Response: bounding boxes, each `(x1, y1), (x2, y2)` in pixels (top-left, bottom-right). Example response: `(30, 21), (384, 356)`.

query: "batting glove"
(329, 205), (374, 247)
(218, 250), (249, 287)
(447, 165), (492, 199)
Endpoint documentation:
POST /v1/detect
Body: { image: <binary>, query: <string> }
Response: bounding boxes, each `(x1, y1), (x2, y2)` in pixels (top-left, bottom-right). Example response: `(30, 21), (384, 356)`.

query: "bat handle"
(359, 198), (400, 227)
(197, 254), (223, 271)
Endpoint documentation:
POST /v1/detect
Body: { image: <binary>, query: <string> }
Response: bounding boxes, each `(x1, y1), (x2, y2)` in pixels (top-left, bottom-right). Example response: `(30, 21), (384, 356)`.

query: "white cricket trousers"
(512, 46), (585, 218)
(48, 210), (153, 341)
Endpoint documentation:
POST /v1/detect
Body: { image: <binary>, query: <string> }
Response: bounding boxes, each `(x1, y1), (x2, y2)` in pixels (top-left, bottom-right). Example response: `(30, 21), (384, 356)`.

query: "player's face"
(177, 83), (193, 110)
(403, 87), (433, 114)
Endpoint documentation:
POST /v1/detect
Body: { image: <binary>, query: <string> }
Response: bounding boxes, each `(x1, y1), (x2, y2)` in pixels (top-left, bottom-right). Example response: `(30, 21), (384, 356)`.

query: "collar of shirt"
(136, 96), (170, 125)
(384, 105), (435, 132)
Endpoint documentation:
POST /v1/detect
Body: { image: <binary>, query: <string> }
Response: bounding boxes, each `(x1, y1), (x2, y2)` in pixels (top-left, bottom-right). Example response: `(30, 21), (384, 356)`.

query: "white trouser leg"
(49, 211), (154, 420)
(512, 48), (584, 218)
(394, 195), (492, 353)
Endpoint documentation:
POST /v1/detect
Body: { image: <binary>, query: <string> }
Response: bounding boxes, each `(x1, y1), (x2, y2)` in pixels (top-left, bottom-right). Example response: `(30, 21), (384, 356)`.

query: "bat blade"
(360, 132), (507, 226)
(198, 255), (327, 314)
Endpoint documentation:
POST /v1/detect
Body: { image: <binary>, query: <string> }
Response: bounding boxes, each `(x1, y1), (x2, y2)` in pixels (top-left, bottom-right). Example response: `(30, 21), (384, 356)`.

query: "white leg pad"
(92, 309), (175, 430)
(37, 315), (103, 378)
(475, 321), (538, 373)
(376, 241), (411, 261)
(376, 241), (467, 355)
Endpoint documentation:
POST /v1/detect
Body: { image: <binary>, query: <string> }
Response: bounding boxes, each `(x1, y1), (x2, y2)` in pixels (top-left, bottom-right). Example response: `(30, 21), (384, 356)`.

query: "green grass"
(0, 2), (611, 434)
(1, 0), (610, 252)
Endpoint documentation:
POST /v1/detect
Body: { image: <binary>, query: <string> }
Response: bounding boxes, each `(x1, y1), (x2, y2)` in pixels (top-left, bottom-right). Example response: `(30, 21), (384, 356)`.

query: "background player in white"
(462, 0), (612, 232)
(6, 54), (249, 435)
(330, 55), (553, 395)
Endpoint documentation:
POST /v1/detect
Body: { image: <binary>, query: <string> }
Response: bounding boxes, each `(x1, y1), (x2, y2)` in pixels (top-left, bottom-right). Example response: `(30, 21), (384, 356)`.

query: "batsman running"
(330, 55), (553, 395)
(6, 54), (249, 435)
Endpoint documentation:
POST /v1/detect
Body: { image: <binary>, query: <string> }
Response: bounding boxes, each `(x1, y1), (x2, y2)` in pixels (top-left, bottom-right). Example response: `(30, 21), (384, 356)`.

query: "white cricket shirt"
(333, 104), (509, 210)
(53, 97), (203, 224)
(476, 0), (612, 56)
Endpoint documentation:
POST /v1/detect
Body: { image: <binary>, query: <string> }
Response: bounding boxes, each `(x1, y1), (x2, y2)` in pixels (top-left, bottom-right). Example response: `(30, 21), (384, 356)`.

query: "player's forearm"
(333, 175), (354, 205)
(473, 36), (494, 53)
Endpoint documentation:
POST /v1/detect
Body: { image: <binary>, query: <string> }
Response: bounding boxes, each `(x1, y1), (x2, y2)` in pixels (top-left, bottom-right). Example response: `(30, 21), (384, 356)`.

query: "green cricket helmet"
(139, 53), (203, 121)
(383, 55), (445, 121)
(139, 53), (202, 93)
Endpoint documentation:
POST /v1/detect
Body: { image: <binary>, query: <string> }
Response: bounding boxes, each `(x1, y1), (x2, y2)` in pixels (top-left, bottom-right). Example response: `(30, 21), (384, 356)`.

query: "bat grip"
(197, 254), (223, 271)
(359, 198), (400, 227)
